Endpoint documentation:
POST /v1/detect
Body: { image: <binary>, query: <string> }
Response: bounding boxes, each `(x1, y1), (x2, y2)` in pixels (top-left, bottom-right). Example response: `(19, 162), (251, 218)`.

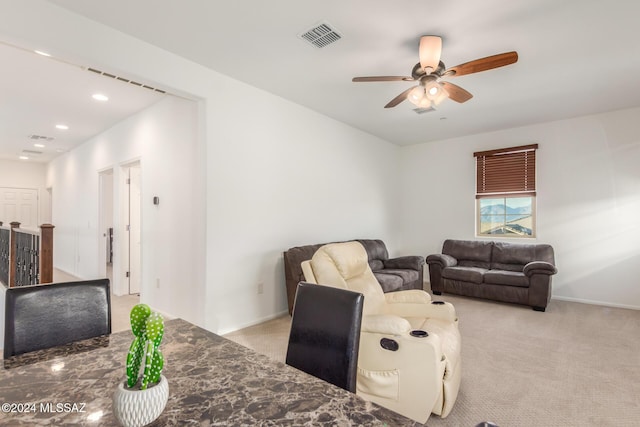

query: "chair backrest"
(4, 279), (111, 358)
(286, 282), (364, 393)
(300, 260), (316, 284)
(310, 241), (387, 316)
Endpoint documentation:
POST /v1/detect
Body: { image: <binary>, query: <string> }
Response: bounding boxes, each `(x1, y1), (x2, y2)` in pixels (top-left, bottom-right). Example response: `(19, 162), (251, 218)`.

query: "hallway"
(53, 269), (139, 333)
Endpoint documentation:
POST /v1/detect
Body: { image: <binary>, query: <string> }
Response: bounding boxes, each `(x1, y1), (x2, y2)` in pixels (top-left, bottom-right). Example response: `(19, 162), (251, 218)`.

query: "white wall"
(46, 96), (205, 325)
(399, 107), (640, 309)
(1, 1), (400, 333)
(205, 87), (400, 333)
(0, 159), (51, 224)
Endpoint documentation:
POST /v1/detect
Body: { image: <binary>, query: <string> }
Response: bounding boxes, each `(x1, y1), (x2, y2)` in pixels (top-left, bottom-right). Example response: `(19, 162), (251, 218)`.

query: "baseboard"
(219, 310), (289, 336)
(551, 295), (640, 311)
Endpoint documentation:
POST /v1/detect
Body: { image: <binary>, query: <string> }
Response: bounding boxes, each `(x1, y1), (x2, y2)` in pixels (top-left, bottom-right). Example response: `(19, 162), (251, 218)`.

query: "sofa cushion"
(442, 239), (492, 269)
(483, 270), (529, 287)
(373, 272), (404, 292)
(442, 266), (487, 284)
(377, 269), (420, 284)
(491, 242), (555, 271)
(369, 259), (385, 271)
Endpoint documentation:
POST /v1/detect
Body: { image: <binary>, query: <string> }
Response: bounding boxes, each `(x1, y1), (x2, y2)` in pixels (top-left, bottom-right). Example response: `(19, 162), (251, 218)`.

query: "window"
(474, 144), (538, 238)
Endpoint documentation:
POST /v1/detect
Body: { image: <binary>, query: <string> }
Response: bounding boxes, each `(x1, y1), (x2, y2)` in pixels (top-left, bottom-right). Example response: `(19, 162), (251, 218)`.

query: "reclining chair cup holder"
(410, 330), (429, 338)
(431, 301), (445, 305)
(380, 338), (399, 351)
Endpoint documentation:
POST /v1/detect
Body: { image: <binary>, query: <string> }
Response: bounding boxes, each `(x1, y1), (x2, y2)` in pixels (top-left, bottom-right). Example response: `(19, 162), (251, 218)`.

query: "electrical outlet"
(156, 278), (160, 289)
(257, 282), (264, 294)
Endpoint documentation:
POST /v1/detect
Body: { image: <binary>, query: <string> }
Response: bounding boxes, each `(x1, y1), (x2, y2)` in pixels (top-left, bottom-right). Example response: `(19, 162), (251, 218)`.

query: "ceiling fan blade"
(441, 82), (473, 103)
(352, 76), (414, 82)
(384, 86), (416, 108)
(419, 36), (442, 72)
(447, 51), (518, 77)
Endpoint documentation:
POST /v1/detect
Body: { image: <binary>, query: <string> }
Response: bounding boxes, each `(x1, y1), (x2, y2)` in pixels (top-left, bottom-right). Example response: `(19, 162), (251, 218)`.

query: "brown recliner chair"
(302, 241), (461, 423)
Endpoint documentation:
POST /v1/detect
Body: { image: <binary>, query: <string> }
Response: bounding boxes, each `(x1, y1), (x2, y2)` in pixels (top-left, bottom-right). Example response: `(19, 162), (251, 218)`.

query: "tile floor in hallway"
(53, 268), (139, 333)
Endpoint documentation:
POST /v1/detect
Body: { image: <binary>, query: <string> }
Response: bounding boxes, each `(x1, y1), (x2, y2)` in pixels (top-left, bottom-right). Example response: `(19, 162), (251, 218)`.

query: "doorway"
(98, 169), (114, 284)
(122, 162), (141, 295)
(121, 161), (142, 295)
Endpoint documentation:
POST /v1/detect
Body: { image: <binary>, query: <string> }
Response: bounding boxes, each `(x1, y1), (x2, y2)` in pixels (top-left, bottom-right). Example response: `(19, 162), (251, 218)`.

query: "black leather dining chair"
(4, 279), (112, 359)
(286, 282), (364, 393)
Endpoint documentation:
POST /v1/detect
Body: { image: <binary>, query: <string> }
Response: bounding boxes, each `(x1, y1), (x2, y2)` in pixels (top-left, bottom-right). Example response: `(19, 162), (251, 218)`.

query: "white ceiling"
(0, 42), (166, 163)
(4, 1), (640, 163)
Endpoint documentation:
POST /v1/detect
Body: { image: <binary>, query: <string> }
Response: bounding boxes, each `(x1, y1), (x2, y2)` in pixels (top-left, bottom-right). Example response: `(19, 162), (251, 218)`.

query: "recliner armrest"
(386, 297), (458, 323)
(523, 261), (557, 277)
(385, 289), (432, 304)
(383, 255), (425, 271)
(426, 253), (457, 268)
(361, 314), (412, 335)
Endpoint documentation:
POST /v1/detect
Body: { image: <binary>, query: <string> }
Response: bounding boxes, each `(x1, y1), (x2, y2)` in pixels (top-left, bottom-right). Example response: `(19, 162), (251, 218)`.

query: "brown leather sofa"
(426, 239), (557, 311)
(284, 239), (424, 315)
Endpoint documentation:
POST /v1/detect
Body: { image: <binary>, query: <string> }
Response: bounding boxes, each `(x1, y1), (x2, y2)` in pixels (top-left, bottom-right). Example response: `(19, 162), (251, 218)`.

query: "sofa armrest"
(524, 261), (557, 277)
(383, 255), (425, 271)
(426, 253), (457, 268)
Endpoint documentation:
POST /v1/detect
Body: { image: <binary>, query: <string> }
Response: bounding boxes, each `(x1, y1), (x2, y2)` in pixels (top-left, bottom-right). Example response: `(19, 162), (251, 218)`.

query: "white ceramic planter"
(112, 375), (169, 427)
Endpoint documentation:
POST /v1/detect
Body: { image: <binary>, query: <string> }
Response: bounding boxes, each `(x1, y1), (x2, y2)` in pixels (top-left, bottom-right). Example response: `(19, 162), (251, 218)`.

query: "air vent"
(27, 134), (55, 141)
(22, 149), (42, 155)
(298, 22), (342, 48)
(413, 107), (435, 115)
(87, 67), (166, 93)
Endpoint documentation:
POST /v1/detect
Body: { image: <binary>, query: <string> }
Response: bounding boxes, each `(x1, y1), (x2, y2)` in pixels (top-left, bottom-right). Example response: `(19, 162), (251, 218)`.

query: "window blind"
(474, 144), (538, 198)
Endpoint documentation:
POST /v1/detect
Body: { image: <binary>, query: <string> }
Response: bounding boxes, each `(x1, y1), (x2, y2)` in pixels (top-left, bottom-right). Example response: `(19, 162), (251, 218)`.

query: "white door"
(128, 165), (142, 295)
(0, 187), (38, 228)
(98, 170), (114, 282)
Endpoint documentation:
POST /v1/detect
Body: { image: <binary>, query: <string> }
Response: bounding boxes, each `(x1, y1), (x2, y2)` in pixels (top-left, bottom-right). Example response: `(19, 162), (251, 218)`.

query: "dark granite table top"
(1, 318), (420, 426)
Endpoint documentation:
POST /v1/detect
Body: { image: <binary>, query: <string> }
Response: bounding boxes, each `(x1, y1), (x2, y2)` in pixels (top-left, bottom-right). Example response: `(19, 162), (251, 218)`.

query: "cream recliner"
(301, 241), (461, 423)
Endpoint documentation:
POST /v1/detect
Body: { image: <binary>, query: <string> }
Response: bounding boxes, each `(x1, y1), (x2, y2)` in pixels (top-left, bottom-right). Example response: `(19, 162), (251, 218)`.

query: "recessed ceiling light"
(34, 143), (45, 148)
(55, 124), (69, 130)
(34, 50), (51, 57)
(19, 155), (29, 160)
(92, 93), (109, 102)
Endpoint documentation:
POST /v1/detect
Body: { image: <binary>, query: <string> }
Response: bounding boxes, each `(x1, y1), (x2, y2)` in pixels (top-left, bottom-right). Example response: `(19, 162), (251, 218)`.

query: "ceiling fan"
(352, 36), (518, 109)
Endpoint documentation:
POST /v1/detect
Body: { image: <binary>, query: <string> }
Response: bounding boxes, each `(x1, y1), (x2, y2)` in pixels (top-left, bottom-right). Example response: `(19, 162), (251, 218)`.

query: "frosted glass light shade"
(408, 86), (426, 106)
(433, 87), (449, 105)
(419, 36), (442, 73)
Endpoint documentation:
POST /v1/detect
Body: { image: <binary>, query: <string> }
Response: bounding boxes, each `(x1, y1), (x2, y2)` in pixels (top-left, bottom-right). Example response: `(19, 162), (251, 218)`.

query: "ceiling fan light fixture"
(433, 87), (449, 106)
(425, 80), (440, 97)
(408, 86), (426, 105)
(419, 36), (442, 73)
(418, 97), (432, 109)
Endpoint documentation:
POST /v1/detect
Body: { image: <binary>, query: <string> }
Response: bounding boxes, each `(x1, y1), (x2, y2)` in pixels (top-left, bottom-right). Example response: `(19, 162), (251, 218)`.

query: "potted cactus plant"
(112, 304), (169, 427)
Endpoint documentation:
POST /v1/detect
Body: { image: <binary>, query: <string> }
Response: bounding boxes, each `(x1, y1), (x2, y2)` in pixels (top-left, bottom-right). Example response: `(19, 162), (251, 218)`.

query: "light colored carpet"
(223, 315), (292, 363)
(224, 295), (640, 427)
